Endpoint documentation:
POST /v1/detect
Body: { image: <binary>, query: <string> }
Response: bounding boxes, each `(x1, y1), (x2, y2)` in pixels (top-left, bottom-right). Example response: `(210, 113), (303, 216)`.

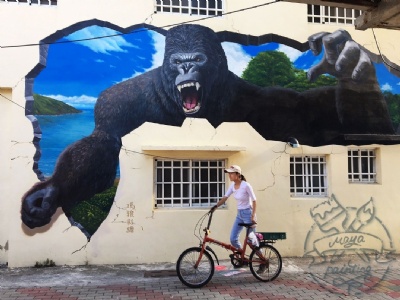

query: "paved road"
(1, 256), (400, 299)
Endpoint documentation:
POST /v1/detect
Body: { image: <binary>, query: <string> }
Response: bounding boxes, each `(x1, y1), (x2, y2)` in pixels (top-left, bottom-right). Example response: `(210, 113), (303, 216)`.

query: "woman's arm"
(215, 196), (228, 208)
(252, 200), (257, 224)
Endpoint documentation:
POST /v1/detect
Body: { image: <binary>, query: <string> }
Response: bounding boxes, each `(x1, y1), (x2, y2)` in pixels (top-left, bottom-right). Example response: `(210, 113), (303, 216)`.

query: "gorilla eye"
(175, 60), (181, 64)
(195, 57), (201, 62)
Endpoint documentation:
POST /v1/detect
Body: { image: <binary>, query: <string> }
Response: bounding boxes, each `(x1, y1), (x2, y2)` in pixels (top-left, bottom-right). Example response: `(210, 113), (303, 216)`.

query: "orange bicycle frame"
(194, 211), (263, 268)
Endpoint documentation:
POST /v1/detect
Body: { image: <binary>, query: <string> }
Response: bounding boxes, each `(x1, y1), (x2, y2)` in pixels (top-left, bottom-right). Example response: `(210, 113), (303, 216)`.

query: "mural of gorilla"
(21, 24), (395, 232)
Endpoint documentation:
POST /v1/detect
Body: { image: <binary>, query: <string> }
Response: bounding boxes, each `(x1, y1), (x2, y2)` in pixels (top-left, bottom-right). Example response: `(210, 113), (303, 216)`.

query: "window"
(155, 0), (223, 16)
(290, 155), (327, 197)
(155, 159), (226, 208)
(307, 5), (361, 25)
(348, 149), (376, 183)
(0, 0), (57, 5)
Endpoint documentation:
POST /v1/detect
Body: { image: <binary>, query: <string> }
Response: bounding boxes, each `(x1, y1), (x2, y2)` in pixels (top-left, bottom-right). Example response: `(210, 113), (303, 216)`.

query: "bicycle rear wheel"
(249, 244), (282, 282)
(176, 247), (214, 288)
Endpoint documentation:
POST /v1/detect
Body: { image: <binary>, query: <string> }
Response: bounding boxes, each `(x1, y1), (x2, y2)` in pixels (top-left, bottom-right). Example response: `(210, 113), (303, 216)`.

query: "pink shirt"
(224, 181), (256, 210)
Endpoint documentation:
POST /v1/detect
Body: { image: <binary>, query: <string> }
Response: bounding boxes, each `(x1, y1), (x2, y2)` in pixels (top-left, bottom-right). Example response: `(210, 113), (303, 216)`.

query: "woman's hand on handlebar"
(209, 205), (217, 214)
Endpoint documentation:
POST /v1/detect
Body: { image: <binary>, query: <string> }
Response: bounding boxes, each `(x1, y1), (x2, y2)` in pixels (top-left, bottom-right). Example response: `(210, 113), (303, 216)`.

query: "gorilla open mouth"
(177, 81), (202, 114)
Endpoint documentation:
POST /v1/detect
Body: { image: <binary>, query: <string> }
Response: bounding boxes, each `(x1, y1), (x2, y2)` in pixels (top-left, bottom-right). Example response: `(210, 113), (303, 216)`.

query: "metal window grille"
(0, 0), (57, 5)
(290, 155), (327, 197)
(155, 159), (226, 208)
(307, 4), (361, 25)
(348, 149), (376, 183)
(155, 0), (223, 16)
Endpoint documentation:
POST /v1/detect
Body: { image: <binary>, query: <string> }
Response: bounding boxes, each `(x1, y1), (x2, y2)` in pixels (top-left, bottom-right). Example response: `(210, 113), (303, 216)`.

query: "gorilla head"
(161, 24), (230, 118)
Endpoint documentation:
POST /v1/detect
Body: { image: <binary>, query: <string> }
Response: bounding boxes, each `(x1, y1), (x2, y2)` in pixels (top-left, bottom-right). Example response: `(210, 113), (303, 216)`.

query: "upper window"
(348, 149), (377, 183)
(290, 155), (328, 197)
(307, 5), (361, 25)
(155, 159), (226, 208)
(0, 0), (57, 4)
(155, 0), (223, 16)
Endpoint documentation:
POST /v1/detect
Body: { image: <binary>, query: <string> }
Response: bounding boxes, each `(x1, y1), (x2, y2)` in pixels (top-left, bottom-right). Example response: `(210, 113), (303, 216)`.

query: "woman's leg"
(230, 208), (254, 249)
(230, 213), (243, 249)
(241, 208), (258, 246)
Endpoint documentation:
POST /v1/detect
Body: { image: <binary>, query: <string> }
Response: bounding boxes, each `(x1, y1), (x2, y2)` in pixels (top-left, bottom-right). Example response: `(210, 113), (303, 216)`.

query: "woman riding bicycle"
(211, 165), (258, 251)
(177, 165), (281, 287)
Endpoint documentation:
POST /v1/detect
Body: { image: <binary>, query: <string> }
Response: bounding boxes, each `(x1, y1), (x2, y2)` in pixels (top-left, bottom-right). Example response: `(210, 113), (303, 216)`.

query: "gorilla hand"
(307, 30), (376, 85)
(21, 181), (59, 229)
(307, 30), (393, 134)
(21, 131), (121, 229)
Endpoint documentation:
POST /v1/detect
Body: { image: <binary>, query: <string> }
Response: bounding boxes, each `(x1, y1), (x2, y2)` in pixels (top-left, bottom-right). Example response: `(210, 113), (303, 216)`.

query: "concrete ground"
(1, 255), (400, 299)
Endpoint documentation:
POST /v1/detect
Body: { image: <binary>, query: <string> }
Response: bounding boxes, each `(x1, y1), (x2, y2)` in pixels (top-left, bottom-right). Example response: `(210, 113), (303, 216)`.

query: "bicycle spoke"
(249, 244), (282, 282)
(177, 247), (214, 288)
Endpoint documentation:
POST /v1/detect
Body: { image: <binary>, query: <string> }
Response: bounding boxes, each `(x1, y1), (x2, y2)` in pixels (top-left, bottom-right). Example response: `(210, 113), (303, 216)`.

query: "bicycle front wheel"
(176, 247), (214, 288)
(249, 244), (282, 282)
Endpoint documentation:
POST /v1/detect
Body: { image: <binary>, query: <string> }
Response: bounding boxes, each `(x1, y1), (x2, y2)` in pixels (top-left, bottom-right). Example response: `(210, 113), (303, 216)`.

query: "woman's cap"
(224, 165), (241, 174)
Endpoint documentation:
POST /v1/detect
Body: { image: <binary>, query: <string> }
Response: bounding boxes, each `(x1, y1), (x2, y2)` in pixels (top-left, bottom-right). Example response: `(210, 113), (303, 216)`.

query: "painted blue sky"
(34, 25), (400, 109)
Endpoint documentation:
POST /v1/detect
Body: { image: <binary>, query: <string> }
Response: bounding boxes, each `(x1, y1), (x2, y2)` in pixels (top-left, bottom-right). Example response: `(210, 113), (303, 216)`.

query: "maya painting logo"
(304, 195), (394, 296)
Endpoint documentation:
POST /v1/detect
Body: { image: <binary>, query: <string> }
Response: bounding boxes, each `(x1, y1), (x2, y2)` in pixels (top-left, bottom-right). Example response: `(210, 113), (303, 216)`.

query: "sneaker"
(256, 264), (267, 274)
(256, 259), (269, 274)
(229, 252), (248, 268)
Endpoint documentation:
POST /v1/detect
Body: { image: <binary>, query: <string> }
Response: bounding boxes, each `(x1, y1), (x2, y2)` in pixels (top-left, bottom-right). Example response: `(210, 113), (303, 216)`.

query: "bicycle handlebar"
(206, 209), (214, 229)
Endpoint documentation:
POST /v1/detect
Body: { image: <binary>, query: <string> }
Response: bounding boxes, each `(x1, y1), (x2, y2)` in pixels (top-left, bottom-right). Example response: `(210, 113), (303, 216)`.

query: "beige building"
(1, 0), (400, 268)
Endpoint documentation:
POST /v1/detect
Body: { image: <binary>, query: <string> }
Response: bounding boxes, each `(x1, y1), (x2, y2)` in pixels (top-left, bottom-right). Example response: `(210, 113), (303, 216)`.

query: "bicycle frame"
(194, 210), (263, 268)
(177, 209), (284, 287)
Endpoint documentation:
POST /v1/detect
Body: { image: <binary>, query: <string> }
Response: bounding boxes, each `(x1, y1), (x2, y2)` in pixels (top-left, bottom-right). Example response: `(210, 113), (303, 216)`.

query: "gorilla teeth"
(177, 81), (201, 93)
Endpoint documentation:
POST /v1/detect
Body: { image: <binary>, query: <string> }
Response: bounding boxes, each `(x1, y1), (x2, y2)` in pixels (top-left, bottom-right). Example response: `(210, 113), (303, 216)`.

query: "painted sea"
(36, 109), (119, 177)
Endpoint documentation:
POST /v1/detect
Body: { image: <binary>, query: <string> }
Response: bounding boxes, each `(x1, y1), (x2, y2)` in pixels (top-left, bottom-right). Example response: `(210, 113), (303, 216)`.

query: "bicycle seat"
(238, 223), (255, 228)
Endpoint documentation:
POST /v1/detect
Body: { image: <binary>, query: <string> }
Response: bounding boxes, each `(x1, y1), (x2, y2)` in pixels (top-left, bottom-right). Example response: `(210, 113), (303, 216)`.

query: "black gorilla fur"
(21, 24), (395, 231)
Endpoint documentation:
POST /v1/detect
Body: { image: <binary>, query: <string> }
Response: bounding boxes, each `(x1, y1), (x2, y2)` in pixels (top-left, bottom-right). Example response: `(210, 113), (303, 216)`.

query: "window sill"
(290, 196), (329, 201)
(142, 145), (246, 151)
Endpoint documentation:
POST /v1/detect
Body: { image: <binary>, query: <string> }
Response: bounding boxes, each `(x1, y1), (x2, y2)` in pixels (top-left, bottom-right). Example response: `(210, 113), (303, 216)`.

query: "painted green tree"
(383, 91), (400, 131)
(242, 51), (296, 87)
(242, 50), (337, 91)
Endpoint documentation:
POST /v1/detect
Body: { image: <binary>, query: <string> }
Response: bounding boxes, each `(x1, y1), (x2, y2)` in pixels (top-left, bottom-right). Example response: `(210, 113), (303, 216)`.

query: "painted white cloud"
(120, 31), (166, 82)
(151, 31), (166, 68)
(276, 44), (303, 62)
(45, 94), (97, 108)
(382, 83), (393, 91)
(65, 26), (137, 55)
(222, 42), (251, 77)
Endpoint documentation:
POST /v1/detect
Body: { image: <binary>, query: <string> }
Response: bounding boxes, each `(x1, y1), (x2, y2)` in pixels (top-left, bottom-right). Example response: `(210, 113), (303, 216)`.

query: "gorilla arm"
(21, 72), (163, 229)
(230, 30), (394, 146)
(229, 78), (342, 146)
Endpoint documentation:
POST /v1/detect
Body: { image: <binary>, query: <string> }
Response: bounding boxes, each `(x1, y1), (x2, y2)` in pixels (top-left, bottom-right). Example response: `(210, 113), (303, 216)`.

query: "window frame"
(0, 0), (57, 5)
(307, 4), (362, 25)
(155, 0), (224, 17)
(348, 148), (377, 184)
(154, 158), (227, 208)
(290, 155), (328, 197)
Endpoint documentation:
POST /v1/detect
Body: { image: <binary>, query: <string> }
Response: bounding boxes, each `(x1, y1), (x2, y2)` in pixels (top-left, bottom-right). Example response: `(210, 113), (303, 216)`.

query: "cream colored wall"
(1, 0), (400, 267)
(0, 88), (12, 264)
(69, 119), (400, 266)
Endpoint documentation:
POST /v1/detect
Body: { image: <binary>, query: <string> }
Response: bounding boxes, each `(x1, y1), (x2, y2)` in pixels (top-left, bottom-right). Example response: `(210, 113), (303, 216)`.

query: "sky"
(34, 25), (400, 109)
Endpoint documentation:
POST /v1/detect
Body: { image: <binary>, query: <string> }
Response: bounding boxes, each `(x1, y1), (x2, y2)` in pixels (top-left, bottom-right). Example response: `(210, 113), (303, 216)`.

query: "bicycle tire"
(249, 244), (282, 282)
(176, 247), (214, 288)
